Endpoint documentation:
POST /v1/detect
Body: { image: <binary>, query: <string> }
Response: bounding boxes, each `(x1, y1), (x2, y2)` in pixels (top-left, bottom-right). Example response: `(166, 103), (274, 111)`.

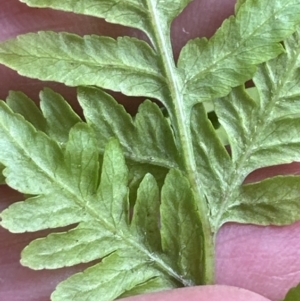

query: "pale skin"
(1, 0), (300, 300)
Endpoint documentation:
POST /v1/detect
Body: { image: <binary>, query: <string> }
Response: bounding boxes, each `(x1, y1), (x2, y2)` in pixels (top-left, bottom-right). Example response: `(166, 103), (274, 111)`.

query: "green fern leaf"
(0, 100), (201, 299)
(51, 250), (172, 301)
(78, 86), (179, 169)
(190, 103), (233, 230)
(0, 32), (166, 101)
(5, 89), (82, 144)
(20, 0), (153, 37)
(160, 169), (203, 285)
(215, 28), (300, 173)
(6, 91), (47, 132)
(222, 175), (300, 226)
(130, 173), (161, 252)
(178, 0), (300, 105)
(3, 87), (174, 207)
(3, 0), (300, 299)
(209, 28), (300, 228)
(39, 88), (82, 143)
(19, 0), (193, 41)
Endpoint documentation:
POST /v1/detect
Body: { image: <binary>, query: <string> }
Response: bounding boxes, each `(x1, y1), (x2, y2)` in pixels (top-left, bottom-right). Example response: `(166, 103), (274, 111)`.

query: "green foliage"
(78, 86), (179, 169)
(0, 163), (5, 184)
(1, 0), (300, 300)
(282, 283), (300, 301)
(160, 169), (203, 285)
(178, 0), (300, 105)
(0, 33), (166, 101)
(0, 92), (197, 300)
(222, 175), (300, 225)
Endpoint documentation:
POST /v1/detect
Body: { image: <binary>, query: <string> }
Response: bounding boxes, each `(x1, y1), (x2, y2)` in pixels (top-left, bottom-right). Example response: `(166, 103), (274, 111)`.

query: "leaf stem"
(146, 2), (215, 285)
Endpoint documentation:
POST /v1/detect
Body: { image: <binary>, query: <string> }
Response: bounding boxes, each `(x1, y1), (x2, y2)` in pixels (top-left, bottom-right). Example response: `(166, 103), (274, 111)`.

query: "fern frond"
(178, 0), (300, 105)
(79, 86), (179, 169)
(0, 100), (201, 299)
(211, 27), (300, 228)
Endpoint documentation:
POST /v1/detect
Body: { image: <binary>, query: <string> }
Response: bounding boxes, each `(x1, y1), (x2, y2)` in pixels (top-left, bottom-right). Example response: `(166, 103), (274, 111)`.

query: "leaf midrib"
(1, 51), (165, 82)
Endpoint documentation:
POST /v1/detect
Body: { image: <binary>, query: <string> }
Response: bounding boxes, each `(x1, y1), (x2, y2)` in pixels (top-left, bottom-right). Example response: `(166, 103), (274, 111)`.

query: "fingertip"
(119, 285), (271, 301)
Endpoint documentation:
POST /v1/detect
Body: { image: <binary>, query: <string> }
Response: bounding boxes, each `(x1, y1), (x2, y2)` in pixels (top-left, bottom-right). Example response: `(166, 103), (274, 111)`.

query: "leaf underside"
(0, 89), (201, 300)
(1, 0), (300, 109)
(1, 0), (300, 300)
(209, 28), (300, 228)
